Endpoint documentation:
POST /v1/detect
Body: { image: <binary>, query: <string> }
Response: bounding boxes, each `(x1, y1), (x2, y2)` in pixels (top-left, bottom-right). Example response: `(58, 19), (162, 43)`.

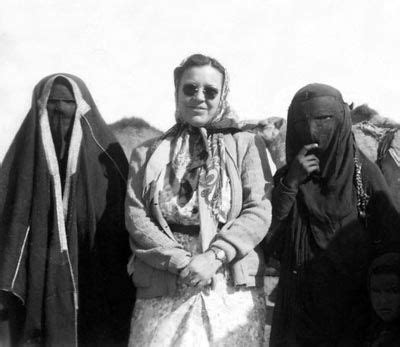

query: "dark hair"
(173, 54), (225, 90)
(369, 254), (400, 291)
(370, 264), (400, 279)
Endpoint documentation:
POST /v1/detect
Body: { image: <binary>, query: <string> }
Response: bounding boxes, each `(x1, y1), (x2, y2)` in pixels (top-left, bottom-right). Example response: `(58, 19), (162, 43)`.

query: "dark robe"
(0, 74), (135, 346)
(268, 84), (400, 346)
(365, 318), (400, 347)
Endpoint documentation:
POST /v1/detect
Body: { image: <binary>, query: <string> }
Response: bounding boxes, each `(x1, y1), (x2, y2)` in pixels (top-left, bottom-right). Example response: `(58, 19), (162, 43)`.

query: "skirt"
(129, 277), (266, 347)
(128, 225), (267, 347)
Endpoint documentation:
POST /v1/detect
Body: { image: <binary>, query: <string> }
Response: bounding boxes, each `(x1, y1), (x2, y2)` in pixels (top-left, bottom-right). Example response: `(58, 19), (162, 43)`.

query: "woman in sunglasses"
(125, 53), (273, 346)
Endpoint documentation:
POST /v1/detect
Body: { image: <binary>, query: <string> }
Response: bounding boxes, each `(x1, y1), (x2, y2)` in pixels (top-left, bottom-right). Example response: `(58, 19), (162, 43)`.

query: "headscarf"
(0, 74), (134, 346)
(162, 55), (242, 224)
(173, 55), (238, 126)
(286, 83), (357, 248)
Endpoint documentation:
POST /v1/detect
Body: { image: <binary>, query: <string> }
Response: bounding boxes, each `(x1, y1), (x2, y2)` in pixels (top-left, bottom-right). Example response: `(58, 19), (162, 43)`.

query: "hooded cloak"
(286, 83), (357, 249)
(269, 84), (400, 346)
(0, 73), (134, 346)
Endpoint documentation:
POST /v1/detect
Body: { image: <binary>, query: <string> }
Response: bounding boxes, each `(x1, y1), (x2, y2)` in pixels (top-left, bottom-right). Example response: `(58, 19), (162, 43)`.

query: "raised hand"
(284, 143), (320, 189)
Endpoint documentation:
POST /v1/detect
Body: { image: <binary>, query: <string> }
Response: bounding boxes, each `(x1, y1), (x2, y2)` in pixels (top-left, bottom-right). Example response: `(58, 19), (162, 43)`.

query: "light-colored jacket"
(125, 130), (273, 298)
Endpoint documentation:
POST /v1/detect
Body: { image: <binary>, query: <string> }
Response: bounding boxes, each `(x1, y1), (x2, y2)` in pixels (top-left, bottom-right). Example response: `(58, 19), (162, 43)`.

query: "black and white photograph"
(1, 1), (400, 346)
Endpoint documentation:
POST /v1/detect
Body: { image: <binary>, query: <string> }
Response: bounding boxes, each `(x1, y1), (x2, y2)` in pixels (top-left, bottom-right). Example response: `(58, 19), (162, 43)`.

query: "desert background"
(1, 0), (400, 161)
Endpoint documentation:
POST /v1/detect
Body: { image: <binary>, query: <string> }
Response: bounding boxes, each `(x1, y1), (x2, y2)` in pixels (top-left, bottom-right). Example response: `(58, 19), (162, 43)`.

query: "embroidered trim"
(62, 78), (88, 217)
(354, 156), (370, 221)
(39, 105), (69, 252)
(11, 225), (30, 291)
(38, 75), (88, 250)
(38, 74), (87, 346)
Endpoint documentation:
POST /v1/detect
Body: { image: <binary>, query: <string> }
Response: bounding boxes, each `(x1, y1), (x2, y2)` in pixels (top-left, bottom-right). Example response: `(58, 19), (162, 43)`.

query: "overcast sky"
(1, 0), (399, 160)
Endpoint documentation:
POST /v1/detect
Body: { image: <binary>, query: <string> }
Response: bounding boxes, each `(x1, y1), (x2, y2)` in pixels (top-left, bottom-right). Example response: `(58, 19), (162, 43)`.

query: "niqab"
(0, 73), (134, 346)
(286, 83), (357, 248)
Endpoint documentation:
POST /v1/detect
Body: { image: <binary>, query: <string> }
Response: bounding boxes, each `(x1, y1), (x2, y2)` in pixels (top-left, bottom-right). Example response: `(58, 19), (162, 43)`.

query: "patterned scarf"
(161, 56), (244, 223)
(160, 124), (232, 223)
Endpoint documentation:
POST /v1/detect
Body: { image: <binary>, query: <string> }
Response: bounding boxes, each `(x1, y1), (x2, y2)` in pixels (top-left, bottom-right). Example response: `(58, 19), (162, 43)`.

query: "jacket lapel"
(143, 138), (177, 241)
(223, 133), (242, 221)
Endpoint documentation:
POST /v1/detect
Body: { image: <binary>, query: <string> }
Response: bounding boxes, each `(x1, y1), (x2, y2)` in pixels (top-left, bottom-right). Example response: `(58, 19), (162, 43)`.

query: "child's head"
(369, 253), (400, 323)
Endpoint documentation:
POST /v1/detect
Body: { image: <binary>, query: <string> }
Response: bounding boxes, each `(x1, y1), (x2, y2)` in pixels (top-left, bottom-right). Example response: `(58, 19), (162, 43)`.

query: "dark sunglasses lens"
(204, 87), (218, 100)
(182, 84), (198, 97)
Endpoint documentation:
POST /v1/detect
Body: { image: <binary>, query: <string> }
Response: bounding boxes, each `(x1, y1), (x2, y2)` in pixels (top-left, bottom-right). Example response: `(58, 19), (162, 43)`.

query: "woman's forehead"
(180, 65), (223, 86)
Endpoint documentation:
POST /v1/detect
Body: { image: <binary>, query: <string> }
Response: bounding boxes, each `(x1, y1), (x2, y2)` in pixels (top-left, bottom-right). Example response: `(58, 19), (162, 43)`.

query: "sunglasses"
(182, 83), (219, 100)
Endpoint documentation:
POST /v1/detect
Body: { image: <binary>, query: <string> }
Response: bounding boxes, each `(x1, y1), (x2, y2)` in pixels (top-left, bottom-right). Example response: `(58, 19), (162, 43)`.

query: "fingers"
(197, 279), (212, 288)
(303, 154), (319, 163)
(179, 268), (199, 286)
(298, 143), (318, 156)
(286, 144), (320, 187)
(181, 273), (201, 287)
(179, 267), (190, 280)
(300, 155), (319, 168)
(303, 161), (320, 174)
(179, 273), (195, 286)
(306, 164), (320, 174)
(179, 270), (213, 287)
(189, 278), (200, 287)
(189, 277), (212, 288)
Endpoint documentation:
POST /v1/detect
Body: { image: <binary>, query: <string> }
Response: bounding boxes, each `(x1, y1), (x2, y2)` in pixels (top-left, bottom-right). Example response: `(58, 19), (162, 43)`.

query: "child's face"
(370, 273), (400, 322)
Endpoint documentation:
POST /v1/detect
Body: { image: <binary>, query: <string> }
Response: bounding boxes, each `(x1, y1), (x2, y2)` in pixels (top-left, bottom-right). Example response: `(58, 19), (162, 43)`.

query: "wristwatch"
(209, 247), (227, 264)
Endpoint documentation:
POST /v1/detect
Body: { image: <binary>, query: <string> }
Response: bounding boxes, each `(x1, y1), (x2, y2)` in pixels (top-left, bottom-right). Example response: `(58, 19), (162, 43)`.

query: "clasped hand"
(179, 251), (222, 288)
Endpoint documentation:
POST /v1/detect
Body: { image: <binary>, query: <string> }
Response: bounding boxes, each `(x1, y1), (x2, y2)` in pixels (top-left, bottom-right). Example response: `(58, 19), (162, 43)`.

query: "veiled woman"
(125, 54), (273, 346)
(269, 83), (400, 346)
(0, 74), (134, 346)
